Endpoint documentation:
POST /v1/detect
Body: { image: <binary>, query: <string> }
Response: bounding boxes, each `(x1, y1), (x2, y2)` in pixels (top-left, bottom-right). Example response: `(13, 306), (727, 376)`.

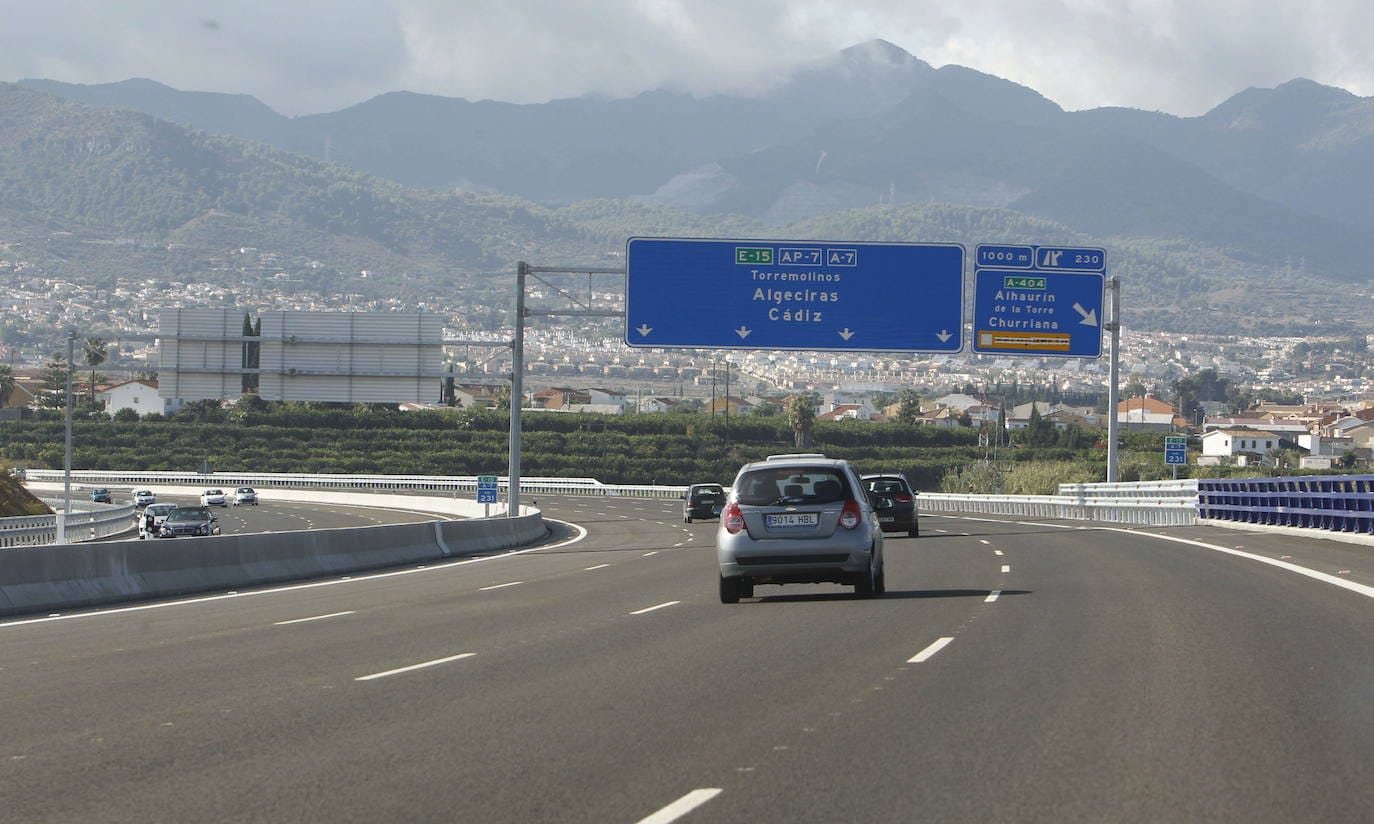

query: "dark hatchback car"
(156, 506), (221, 538)
(862, 473), (919, 537)
(90, 487), (113, 503)
(682, 483), (727, 522)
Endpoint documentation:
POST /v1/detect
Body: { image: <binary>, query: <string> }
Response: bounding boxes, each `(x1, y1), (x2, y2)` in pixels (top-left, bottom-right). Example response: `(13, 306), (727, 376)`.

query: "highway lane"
(2, 496), (1372, 822)
(123, 492), (441, 539)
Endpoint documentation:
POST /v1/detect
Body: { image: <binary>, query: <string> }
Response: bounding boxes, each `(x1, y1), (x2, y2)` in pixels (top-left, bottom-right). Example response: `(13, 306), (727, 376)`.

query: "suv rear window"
(735, 468), (851, 506)
(866, 478), (908, 494)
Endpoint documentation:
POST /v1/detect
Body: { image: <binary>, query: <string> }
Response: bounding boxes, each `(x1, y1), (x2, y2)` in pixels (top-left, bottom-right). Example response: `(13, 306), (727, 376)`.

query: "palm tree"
(786, 394), (815, 450)
(0, 363), (14, 407)
(83, 337), (107, 406)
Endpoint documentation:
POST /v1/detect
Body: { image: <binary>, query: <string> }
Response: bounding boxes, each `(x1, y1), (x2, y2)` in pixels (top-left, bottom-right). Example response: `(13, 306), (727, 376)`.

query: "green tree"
(786, 395), (815, 450)
(38, 353), (68, 411)
(895, 389), (923, 425)
(0, 363), (14, 407)
(83, 337), (107, 406)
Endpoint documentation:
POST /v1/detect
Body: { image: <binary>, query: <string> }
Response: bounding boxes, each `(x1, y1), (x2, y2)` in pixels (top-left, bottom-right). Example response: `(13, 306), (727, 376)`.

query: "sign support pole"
(508, 262), (625, 516)
(1106, 276), (1121, 484)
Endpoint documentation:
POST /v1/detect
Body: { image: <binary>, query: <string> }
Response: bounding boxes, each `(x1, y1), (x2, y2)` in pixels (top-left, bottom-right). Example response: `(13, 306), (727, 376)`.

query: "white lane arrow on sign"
(735, 326), (752, 339)
(838, 328), (855, 341)
(937, 329), (952, 343)
(1073, 303), (1098, 326)
(635, 324), (652, 337)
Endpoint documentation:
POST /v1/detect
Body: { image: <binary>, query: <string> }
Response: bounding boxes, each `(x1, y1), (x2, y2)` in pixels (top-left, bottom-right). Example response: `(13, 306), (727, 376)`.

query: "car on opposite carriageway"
(157, 506), (221, 538)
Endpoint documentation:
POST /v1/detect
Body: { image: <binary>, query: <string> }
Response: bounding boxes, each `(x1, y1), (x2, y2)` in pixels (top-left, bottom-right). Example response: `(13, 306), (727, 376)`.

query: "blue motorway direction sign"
(477, 488), (499, 503)
(972, 244), (1106, 358)
(625, 237), (965, 352)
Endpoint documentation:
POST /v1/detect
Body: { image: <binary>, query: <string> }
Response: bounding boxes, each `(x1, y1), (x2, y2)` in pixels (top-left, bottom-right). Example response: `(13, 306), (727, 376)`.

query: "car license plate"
(879, 516), (894, 523)
(766, 513), (818, 528)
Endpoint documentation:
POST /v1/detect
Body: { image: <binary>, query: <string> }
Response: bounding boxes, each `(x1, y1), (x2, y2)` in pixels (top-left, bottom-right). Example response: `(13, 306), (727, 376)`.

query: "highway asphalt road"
(122, 492), (440, 539)
(3, 494), (1372, 822)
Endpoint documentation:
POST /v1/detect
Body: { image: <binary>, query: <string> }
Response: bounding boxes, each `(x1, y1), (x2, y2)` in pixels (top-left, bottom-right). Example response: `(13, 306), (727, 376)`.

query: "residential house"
(1199, 428), (1284, 466)
(530, 387), (589, 410)
(636, 396), (682, 414)
(817, 403), (871, 422)
(98, 379), (182, 418)
(1118, 395), (1181, 432)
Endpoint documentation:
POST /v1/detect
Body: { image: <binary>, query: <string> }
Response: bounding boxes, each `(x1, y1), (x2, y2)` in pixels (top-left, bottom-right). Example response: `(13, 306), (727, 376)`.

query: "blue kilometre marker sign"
(625, 237), (965, 352)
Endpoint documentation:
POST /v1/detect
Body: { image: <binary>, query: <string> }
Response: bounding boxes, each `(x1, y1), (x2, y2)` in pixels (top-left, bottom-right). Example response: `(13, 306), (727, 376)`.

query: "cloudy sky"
(4, 0), (1372, 117)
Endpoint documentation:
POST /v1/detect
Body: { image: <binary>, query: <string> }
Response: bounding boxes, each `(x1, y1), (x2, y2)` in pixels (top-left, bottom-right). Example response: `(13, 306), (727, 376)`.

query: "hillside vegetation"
(0, 406), (1244, 496)
(0, 462), (52, 517)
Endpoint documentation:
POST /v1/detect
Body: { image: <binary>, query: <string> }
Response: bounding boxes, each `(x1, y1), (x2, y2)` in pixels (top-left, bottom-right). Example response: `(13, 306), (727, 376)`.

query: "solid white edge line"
(636, 789), (723, 824)
(0, 519), (590, 629)
(946, 515), (1374, 601)
(479, 581), (523, 591)
(909, 636), (955, 663)
(985, 590), (1001, 603)
(273, 611), (356, 626)
(1098, 527), (1374, 600)
(356, 652), (476, 681)
(630, 601), (680, 615)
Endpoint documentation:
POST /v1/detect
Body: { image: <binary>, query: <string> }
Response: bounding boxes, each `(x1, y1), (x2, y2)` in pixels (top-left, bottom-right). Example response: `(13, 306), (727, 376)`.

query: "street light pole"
(60, 330), (75, 544)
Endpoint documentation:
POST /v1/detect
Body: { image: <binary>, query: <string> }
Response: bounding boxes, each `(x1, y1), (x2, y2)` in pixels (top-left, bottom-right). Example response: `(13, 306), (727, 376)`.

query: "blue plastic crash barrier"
(1197, 475), (1374, 533)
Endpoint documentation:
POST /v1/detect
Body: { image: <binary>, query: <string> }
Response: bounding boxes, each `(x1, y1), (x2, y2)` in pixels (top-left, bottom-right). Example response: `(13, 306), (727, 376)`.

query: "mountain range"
(6, 40), (1374, 338)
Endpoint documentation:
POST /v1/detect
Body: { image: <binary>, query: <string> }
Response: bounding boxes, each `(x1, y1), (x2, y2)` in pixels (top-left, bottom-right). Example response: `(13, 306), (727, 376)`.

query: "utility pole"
(60, 330), (75, 544)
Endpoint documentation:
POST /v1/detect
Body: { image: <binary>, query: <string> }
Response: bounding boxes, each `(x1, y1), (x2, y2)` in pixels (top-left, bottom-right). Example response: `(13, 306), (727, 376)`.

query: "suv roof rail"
(765, 453), (827, 460)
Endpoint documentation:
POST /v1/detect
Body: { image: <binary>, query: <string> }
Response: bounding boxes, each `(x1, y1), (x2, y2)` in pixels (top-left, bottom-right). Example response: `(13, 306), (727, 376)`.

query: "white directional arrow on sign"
(635, 324), (652, 337)
(735, 326), (752, 339)
(838, 328), (855, 341)
(1073, 303), (1098, 326)
(937, 329), (952, 343)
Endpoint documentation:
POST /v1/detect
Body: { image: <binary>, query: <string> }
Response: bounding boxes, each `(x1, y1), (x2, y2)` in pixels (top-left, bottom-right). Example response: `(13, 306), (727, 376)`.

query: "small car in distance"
(90, 487), (113, 504)
(682, 483), (726, 522)
(157, 506), (220, 538)
(132, 488), (157, 507)
(233, 487), (258, 506)
(200, 489), (228, 507)
(717, 453), (884, 602)
(861, 473), (920, 537)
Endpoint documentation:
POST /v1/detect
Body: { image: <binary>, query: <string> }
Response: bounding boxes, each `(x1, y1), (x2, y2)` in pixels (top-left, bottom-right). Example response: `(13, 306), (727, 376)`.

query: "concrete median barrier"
(0, 512), (547, 617)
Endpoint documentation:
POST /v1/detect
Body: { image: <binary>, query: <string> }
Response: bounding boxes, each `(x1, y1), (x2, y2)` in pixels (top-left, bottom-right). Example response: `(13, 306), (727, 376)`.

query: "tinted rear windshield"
(734, 468), (851, 506)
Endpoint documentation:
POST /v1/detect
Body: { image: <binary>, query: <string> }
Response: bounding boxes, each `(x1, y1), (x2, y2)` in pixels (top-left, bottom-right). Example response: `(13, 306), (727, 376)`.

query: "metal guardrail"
(0, 499), (136, 548)
(1197, 474), (1374, 534)
(19, 470), (1374, 537)
(919, 492), (1198, 526)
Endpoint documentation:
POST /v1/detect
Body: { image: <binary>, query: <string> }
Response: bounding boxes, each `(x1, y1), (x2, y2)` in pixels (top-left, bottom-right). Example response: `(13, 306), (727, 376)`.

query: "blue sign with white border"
(1165, 436), (1187, 466)
(972, 244), (1106, 358)
(625, 237), (965, 352)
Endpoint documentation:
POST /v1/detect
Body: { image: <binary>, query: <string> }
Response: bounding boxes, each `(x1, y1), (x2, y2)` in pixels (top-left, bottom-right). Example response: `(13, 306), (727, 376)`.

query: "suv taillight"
(893, 493), (913, 503)
(723, 502), (745, 534)
(840, 499), (862, 529)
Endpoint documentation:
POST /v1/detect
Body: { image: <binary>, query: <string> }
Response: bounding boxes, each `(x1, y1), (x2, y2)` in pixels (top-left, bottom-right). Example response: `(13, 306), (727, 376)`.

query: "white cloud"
(1, 0), (1371, 116)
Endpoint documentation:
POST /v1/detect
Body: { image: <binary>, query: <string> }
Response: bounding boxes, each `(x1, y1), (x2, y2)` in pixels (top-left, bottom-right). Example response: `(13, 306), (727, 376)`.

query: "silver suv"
(716, 454), (885, 602)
